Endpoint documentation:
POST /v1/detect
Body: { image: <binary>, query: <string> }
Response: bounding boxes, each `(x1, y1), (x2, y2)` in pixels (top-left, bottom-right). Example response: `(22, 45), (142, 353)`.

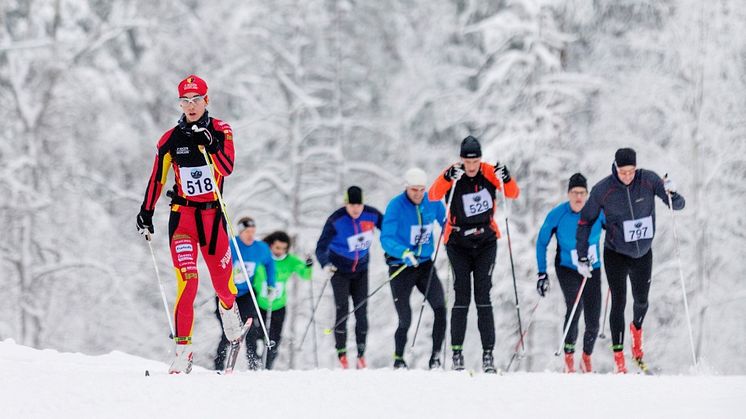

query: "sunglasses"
(178, 95), (206, 106)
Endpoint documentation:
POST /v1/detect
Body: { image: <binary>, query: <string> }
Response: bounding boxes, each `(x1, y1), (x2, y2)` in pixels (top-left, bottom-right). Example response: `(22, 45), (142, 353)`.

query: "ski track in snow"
(1, 340), (742, 419)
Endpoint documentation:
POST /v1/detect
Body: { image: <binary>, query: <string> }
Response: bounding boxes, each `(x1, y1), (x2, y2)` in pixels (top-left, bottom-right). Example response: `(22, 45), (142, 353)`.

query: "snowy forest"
(1, 0), (744, 375)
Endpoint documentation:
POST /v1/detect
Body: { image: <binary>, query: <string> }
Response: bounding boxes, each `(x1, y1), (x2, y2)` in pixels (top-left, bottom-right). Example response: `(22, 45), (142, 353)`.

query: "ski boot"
(218, 301), (243, 342)
(393, 356), (408, 370)
(482, 349), (497, 374)
(614, 351), (627, 374)
(452, 350), (465, 371)
(356, 355), (367, 369)
(580, 352), (592, 373)
(428, 352), (441, 370)
(563, 352), (576, 373)
(169, 344), (193, 374)
(338, 352), (349, 369)
(630, 323), (644, 361)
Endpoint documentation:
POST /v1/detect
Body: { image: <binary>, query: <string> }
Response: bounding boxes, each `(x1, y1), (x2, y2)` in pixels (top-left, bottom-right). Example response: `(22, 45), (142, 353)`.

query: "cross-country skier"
(136, 75), (243, 374)
(576, 148), (685, 373)
(380, 168), (447, 370)
(255, 230), (313, 369)
(315, 186), (383, 369)
(428, 136), (520, 373)
(214, 216), (276, 371)
(536, 173), (605, 373)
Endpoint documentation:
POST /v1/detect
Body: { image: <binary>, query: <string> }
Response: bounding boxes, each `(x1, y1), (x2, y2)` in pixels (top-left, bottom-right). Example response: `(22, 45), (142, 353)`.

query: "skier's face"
(405, 186), (426, 205)
(269, 241), (289, 258)
(179, 92), (208, 122)
(345, 203), (364, 219)
(617, 164), (636, 186)
(239, 226), (256, 245)
(461, 157), (481, 177)
(568, 187), (588, 212)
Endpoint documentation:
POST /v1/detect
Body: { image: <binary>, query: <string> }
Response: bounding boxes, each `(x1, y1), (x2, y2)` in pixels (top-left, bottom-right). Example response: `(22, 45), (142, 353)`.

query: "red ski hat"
(178, 75), (208, 97)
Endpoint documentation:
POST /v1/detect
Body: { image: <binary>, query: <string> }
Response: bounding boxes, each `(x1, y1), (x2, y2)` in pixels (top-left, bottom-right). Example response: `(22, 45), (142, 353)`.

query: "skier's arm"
(264, 246), (277, 288)
(428, 166), (455, 201)
(434, 197), (447, 228)
(141, 134), (173, 212)
(315, 216), (337, 268)
(209, 119), (235, 177)
(380, 201), (408, 259)
(289, 254), (313, 280)
(536, 208), (560, 273)
(576, 187), (603, 259)
(483, 162), (520, 200)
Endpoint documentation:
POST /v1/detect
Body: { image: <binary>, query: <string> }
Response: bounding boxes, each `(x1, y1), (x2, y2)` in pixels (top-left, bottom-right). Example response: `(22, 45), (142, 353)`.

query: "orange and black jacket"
(429, 162), (520, 244)
(141, 111), (234, 213)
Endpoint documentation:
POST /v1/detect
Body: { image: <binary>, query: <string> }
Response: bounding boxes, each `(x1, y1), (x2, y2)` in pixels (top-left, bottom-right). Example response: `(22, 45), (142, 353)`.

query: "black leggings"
(389, 260), (446, 357)
(556, 265), (601, 354)
(604, 248), (653, 348)
(446, 240), (497, 350)
(246, 306), (286, 370)
(214, 292), (257, 370)
(330, 270), (369, 355)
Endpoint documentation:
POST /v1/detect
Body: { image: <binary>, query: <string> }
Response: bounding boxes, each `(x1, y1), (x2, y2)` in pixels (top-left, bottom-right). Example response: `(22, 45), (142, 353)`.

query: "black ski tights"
(604, 248), (653, 348)
(556, 264), (601, 354)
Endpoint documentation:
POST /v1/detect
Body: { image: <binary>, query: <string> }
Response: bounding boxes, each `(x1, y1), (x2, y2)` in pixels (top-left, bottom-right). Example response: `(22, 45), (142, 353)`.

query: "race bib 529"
(462, 189), (493, 217)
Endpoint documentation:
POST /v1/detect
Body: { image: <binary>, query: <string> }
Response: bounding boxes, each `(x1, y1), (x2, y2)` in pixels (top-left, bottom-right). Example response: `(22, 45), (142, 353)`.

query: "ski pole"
(308, 270), (320, 368)
(323, 264), (407, 335)
(145, 232), (175, 340)
(193, 126), (272, 348)
(299, 274), (331, 348)
(506, 298), (542, 372)
(598, 288), (611, 339)
(554, 275), (588, 356)
(410, 176), (460, 350)
(666, 176), (697, 367)
(498, 166), (525, 352)
(441, 261), (451, 370)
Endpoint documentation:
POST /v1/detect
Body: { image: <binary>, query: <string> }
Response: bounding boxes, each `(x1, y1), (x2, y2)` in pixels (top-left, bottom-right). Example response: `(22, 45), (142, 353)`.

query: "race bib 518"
(179, 165), (214, 197)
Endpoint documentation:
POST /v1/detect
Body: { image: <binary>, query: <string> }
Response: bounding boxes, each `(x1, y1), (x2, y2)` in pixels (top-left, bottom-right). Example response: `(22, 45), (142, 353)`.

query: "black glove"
(305, 256), (314, 268)
(136, 208), (154, 236)
(494, 162), (511, 183)
(536, 272), (549, 297)
(444, 164), (464, 182)
(191, 126), (217, 152)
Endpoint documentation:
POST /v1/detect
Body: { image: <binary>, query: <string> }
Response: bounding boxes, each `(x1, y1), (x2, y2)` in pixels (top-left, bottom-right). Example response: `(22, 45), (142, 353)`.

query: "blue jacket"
(315, 205), (383, 273)
(381, 191), (446, 265)
(231, 238), (276, 297)
(577, 165), (685, 259)
(536, 202), (605, 272)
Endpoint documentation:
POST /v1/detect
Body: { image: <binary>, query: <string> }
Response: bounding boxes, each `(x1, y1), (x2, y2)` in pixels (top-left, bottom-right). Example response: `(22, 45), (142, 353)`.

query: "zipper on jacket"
(416, 204), (423, 257)
(624, 186), (642, 257)
(351, 218), (360, 272)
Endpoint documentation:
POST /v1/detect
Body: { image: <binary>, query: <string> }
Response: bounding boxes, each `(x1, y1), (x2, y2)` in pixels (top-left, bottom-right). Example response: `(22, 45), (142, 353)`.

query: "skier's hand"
(402, 250), (419, 267)
(577, 257), (592, 279)
(494, 162), (512, 183)
(191, 125), (215, 151)
(323, 264), (337, 276)
(444, 164), (464, 182)
(267, 286), (279, 301)
(536, 272), (549, 297)
(136, 209), (154, 237)
(664, 176), (676, 194)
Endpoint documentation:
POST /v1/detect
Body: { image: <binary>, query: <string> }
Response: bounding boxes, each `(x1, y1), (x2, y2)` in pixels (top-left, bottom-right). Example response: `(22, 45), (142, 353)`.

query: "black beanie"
(460, 136), (482, 158)
(568, 173), (587, 191)
(345, 186), (363, 205)
(615, 148), (636, 167)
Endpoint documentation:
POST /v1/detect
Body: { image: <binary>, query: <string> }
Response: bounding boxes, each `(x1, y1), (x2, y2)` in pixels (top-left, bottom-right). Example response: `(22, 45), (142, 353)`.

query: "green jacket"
(252, 253), (312, 310)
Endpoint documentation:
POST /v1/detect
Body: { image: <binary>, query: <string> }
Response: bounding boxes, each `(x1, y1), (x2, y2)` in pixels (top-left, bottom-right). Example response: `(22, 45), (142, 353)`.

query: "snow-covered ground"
(1, 339), (742, 419)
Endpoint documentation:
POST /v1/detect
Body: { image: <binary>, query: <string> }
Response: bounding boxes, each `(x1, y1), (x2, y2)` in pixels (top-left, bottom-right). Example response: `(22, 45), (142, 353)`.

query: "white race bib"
(623, 216), (654, 242)
(461, 189), (493, 217)
(347, 230), (374, 252)
(233, 261), (256, 284)
(410, 225), (433, 246)
(179, 165), (214, 197)
(571, 244), (599, 267)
